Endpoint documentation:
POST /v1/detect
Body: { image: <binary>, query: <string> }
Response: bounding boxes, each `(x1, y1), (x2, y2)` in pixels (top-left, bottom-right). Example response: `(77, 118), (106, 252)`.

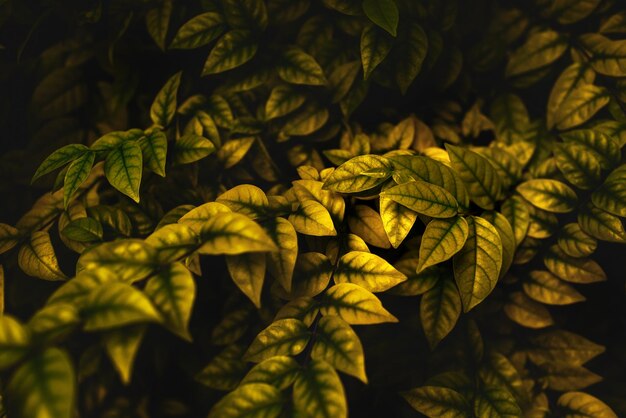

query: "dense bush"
(1, 0), (626, 416)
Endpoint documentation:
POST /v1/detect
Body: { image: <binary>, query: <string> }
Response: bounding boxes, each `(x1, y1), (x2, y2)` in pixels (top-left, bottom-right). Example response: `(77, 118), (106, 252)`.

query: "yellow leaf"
(199, 212), (278, 255)
(293, 359), (347, 418)
(104, 325), (146, 385)
(323, 154), (392, 193)
(226, 252), (267, 308)
(558, 392), (617, 418)
(334, 251), (406, 292)
(380, 180), (458, 218)
(321, 283), (398, 324)
(504, 292), (554, 329)
(420, 277), (462, 349)
(18, 232), (66, 281)
(216, 184), (269, 219)
(418, 216), (469, 273)
(517, 179), (577, 213)
(178, 201), (232, 233)
(243, 318), (310, 362)
(288, 199), (337, 236)
(347, 205), (391, 248)
(265, 217), (298, 293)
(208, 383), (283, 418)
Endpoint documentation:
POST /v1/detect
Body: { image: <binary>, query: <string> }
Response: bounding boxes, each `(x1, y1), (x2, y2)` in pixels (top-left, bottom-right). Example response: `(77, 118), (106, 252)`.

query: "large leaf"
(480, 211), (515, 279)
(505, 29), (568, 77)
(311, 315), (367, 383)
(202, 30), (258, 75)
(321, 283), (398, 324)
(362, 0), (398, 36)
(323, 154), (392, 193)
(379, 191), (418, 248)
(145, 223), (198, 262)
(561, 129), (620, 169)
(199, 212), (278, 255)
(216, 184), (269, 219)
(360, 25), (393, 79)
(208, 383), (283, 418)
(170, 12), (225, 49)
(446, 144), (502, 210)
(592, 178), (626, 217)
(18, 231), (67, 281)
(402, 386), (470, 418)
(553, 84), (610, 131)
(0, 315), (30, 370)
(7, 348), (75, 418)
(150, 72), (181, 127)
(32, 144), (89, 183)
(244, 318), (310, 362)
(453, 216), (502, 312)
(77, 239), (156, 282)
(517, 179), (577, 213)
(380, 180), (458, 218)
(347, 204), (391, 249)
(226, 252), (266, 308)
(292, 359), (347, 418)
(277, 47), (326, 85)
(578, 204), (626, 243)
(557, 391), (617, 418)
(420, 277), (462, 349)
(334, 250), (406, 292)
(105, 140), (143, 202)
(178, 201), (231, 233)
(265, 85), (306, 119)
(558, 223), (597, 257)
(418, 216), (469, 273)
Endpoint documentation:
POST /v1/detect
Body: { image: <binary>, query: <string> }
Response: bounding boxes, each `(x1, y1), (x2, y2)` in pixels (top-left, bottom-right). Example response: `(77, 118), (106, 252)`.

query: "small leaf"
(244, 318), (310, 362)
(420, 277), (462, 349)
(32, 144), (88, 183)
(208, 383), (283, 418)
(277, 47), (326, 85)
(334, 250), (406, 292)
(199, 212), (278, 255)
(362, 0), (399, 36)
(150, 72), (182, 127)
(380, 180), (459, 218)
(0, 315), (30, 370)
(323, 154), (392, 193)
(105, 140), (143, 202)
(453, 216), (502, 312)
(7, 348), (75, 418)
(557, 392), (617, 418)
(83, 282), (161, 331)
(139, 130), (168, 176)
(293, 359), (347, 418)
(63, 151), (96, 209)
(18, 232), (67, 281)
(360, 25), (393, 79)
(173, 134), (216, 165)
(202, 30), (258, 75)
(523, 270), (585, 305)
(402, 386), (470, 418)
(226, 252), (266, 308)
(104, 325), (146, 385)
(418, 216), (469, 273)
(170, 12), (225, 49)
(321, 283), (398, 324)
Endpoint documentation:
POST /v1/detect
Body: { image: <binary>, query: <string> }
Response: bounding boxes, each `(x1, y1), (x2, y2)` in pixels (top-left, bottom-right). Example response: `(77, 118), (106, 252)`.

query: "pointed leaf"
(293, 359), (347, 418)
(105, 141), (143, 202)
(265, 217), (298, 293)
(288, 199), (337, 236)
(278, 47), (326, 85)
(170, 12), (225, 49)
(421, 277), (462, 349)
(178, 201), (231, 233)
(62, 150), (95, 208)
(199, 212), (278, 255)
(418, 216), (469, 273)
(380, 180), (459, 218)
(217, 137), (256, 168)
(150, 72), (181, 127)
(362, 0), (398, 36)
(323, 154), (392, 193)
(139, 130), (168, 176)
(265, 85), (306, 120)
(334, 250), (406, 292)
(402, 386), (470, 418)
(0, 315), (30, 370)
(208, 383), (283, 418)
(505, 29), (568, 77)
(227, 252), (266, 308)
(18, 232), (66, 281)
(544, 245), (606, 283)
(32, 144), (88, 183)
(104, 325), (146, 384)
(202, 30), (258, 75)
(578, 204), (626, 243)
(77, 239), (156, 282)
(504, 292), (554, 329)
(528, 330), (605, 366)
(244, 318), (310, 362)
(554, 143), (601, 190)
(240, 356), (300, 389)
(558, 223), (597, 257)
(395, 23), (428, 94)
(380, 192), (418, 248)
(523, 270), (585, 305)
(580, 33), (626, 77)
(558, 392), (617, 418)
(474, 387), (522, 418)
(173, 134), (216, 165)
(321, 283), (398, 325)
(517, 179), (577, 213)
(361, 25), (393, 79)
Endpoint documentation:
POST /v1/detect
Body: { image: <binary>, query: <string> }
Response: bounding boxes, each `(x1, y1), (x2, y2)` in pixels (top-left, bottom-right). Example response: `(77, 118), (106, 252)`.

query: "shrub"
(0, 0), (625, 417)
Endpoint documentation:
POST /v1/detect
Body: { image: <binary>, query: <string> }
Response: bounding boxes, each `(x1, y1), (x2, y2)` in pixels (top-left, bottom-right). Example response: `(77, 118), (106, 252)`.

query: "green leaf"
(544, 245), (606, 284)
(418, 216), (469, 273)
(240, 356), (300, 389)
(453, 216), (502, 312)
(104, 325), (146, 385)
(199, 212), (278, 255)
(517, 179), (577, 213)
(7, 347), (75, 418)
(312, 315), (367, 383)
(547, 64), (593, 129)
(293, 359), (347, 418)
(558, 223), (597, 257)
(554, 143), (601, 190)
(209, 383), (283, 418)
(61, 217), (103, 243)
(362, 0), (398, 36)
(579, 33), (626, 77)
(321, 283), (398, 324)
(105, 140), (143, 202)
(0, 315), (30, 370)
(78, 239), (156, 282)
(334, 250), (406, 292)
(505, 29), (568, 77)
(18, 231), (67, 281)
(244, 318), (310, 362)
(217, 137), (256, 168)
(202, 30), (258, 75)
(479, 352), (529, 406)
(170, 12), (225, 49)
(196, 345), (247, 390)
(578, 204), (626, 243)
(226, 252), (266, 308)
(446, 144), (502, 210)
(139, 130), (168, 176)
(265, 85), (306, 120)
(402, 386), (470, 418)
(62, 150), (95, 208)
(474, 387), (522, 418)
(501, 196), (531, 246)
(288, 199), (337, 237)
(150, 72), (181, 127)
(172, 134), (216, 165)
(144, 262), (195, 340)
(523, 270), (585, 305)
(360, 25), (393, 79)
(558, 391), (617, 418)
(33, 144), (88, 183)
(88, 205), (132, 237)
(380, 180), (459, 218)
(395, 23), (428, 94)
(265, 217), (298, 293)
(145, 0), (172, 50)
(278, 47), (326, 85)
(323, 154), (392, 193)
(420, 277), (462, 349)
(504, 291), (554, 329)
(83, 281), (161, 331)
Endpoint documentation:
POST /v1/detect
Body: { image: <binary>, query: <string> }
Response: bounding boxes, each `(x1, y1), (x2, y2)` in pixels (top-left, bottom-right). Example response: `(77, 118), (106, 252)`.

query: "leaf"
(402, 386), (470, 418)
(145, 223), (198, 263)
(504, 292), (554, 329)
(481, 211), (516, 279)
(505, 29), (568, 77)
(347, 205), (391, 249)
(196, 345), (247, 390)
(199, 212), (278, 255)
(323, 154), (392, 193)
(18, 232), (66, 281)
(557, 392), (617, 418)
(244, 318), (310, 362)
(227, 252), (266, 308)
(321, 283), (398, 324)
(523, 270), (585, 305)
(139, 130), (168, 176)
(501, 196), (530, 247)
(579, 33), (626, 77)
(380, 180), (459, 218)
(578, 204), (626, 243)
(33, 143), (89, 183)
(105, 140), (143, 202)
(453, 216), (502, 312)
(446, 144), (502, 210)
(554, 143), (601, 190)
(0, 223), (20, 255)
(553, 84), (610, 130)
(544, 245), (606, 283)
(592, 178), (626, 218)
(78, 239), (156, 282)
(265, 217), (298, 293)
(172, 134), (216, 165)
(208, 383), (283, 418)
(265, 85), (306, 120)
(0, 315), (30, 370)
(202, 30), (258, 75)
(479, 352), (529, 406)
(145, 0), (172, 50)
(292, 179), (346, 222)
(561, 129), (620, 169)
(216, 184), (269, 219)
(517, 179), (577, 213)
(170, 12), (225, 49)
(222, 0), (268, 31)
(217, 137), (256, 168)
(395, 23), (428, 94)
(362, 0), (398, 36)
(547, 63), (595, 129)
(88, 205), (132, 237)
(144, 262), (195, 340)
(361, 24), (393, 79)
(474, 387), (522, 418)
(150, 72), (181, 127)
(277, 47), (326, 85)
(379, 191), (418, 248)
(104, 325), (146, 385)
(528, 330), (605, 366)
(240, 356), (300, 389)
(334, 250), (406, 292)
(292, 359), (347, 418)
(284, 252), (332, 299)
(540, 362), (602, 391)
(418, 216), (469, 273)
(178, 201), (231, 233)
(558, 223), (597, 257)
(420, 277), (462, 349)
(288, 200), (337, 236)
(311, 316), (367, 383)
(7, 348), (75, 418)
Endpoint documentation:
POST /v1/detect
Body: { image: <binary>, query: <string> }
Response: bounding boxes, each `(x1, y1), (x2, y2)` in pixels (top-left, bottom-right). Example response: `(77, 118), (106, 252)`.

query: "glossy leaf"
(63, 150), (95, 208)
(199, 212), (278, 255)
(288, 199), (337, 236)
(244, 318), (310, 362)
(240, 356), (300, 389)
(105, 140), (143, 202)
(321, 283), (398, 324)
(418, 216), (469, 273)
(334, 250), (406, 292)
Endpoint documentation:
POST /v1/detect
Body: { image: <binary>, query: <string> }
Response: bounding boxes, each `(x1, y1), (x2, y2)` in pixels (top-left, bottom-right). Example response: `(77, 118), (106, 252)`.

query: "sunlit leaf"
(226, 252), (266, 308)
(244, 318), (310, 362)
(323, 154), (392, 193)
(139, 130), (168, 177)
(321, 283), (398, 324)
(78, 239), (156, 282)
(379, 190), (418, 248)
(217, 137), (256, 168)
(104, 325), (146, 385)
(293, 359), (347, 418)
(517, 179), (577, 213)
(18, 231), (67, 281)
(347, 204), (391, 248)
(578, 204), (626, 243)
(216, 184), (269, 219)
(418, 216), (469, 273)
(240, 356), (300, 389)
(288, 199), (337, 236)
(381, 180), (458, 218)
(199, 212), (278, 255)
(178, 201), (231, 233)
(553, 84), (610, 131)
(334, 250), (406, 292)
(561, 129), (620, 169)
(558, 223), (597, 257)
